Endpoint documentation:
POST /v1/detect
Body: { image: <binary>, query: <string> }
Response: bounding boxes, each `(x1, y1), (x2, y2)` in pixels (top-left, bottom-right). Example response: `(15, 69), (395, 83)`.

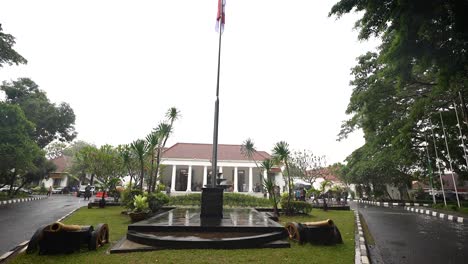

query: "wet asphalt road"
(357, 203), (468, 264)
(0, 195), (87, 255)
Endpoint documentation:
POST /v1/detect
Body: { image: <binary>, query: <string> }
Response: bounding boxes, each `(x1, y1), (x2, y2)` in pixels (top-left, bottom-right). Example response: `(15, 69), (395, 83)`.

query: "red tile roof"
(50, 155), (73, 173)
(162, 143), (270, 161)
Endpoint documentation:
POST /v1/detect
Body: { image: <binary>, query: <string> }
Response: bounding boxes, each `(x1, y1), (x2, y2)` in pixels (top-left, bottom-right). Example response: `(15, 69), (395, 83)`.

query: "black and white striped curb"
(0, 196), (48, 206)
(404, 206), (467, 224)
(0, 206), (84, 263)
(355, 210), (370, 264)
(358, 200), (429, 207)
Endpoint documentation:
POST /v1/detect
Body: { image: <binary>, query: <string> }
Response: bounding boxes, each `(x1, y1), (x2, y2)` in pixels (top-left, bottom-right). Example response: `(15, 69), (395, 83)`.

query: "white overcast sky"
(0, 0), (379, 164)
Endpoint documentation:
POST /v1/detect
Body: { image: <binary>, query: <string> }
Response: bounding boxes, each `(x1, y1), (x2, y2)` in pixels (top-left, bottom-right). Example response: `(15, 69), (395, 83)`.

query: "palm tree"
(261, 158), (279, 217)
(146, 131), (159, 193)
(272, 141), (292, 215)
(119, 145), (134, 188)
(240, 138), (259, 168)
(152, 122), (172, 191)
(131, 139), (148, 191)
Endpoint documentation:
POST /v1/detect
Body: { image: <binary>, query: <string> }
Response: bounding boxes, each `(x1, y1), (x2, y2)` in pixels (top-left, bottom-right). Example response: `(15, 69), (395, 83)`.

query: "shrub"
(133, 194), (149, 212)
(147, 192), (170, 212)
(122, 189), (143, 210)
(168, 193), (272, 207)
(280, 200), (312, 214)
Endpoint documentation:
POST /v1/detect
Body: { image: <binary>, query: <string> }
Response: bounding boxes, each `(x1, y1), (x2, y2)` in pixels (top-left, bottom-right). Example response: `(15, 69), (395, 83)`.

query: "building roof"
(50, 155), (73, 173)
(162, 143), (271, 161)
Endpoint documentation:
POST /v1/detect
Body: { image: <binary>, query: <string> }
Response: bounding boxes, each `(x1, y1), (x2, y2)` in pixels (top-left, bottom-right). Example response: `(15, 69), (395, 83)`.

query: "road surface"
(358, 203), (468, 264)
(0, 195), (86, 255)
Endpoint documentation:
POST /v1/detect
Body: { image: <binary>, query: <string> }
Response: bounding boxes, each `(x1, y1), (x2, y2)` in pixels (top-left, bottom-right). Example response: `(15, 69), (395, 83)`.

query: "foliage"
(121, 188), (143, 210)
(1, 78), (76, 148)
(290, 150), (327, 185)
(329, 1), (468, 190)
(0, 103), (54, 197)
(133, 194), (149, 212)
(147, 192), (169, 213)
(262, 158), (279, 216)
(167, 193), (272, 208)
(130, 139), (148, 191)
(272, 141), (293, 215)
(280, 200), (313, 215)
(0, 24), (27, 67)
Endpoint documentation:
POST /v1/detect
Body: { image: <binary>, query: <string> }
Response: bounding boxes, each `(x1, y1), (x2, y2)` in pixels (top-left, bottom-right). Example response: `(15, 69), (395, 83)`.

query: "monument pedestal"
(200, 187), (224, 219)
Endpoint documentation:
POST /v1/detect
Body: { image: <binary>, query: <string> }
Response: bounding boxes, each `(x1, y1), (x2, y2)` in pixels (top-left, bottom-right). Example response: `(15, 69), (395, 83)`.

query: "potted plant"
(128, 194), (150, 222)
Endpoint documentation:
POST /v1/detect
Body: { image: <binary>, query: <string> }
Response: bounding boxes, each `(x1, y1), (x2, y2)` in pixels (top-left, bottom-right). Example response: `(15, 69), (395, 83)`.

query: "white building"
(42, 155), (72, 188)
(159, 143), (284, 196)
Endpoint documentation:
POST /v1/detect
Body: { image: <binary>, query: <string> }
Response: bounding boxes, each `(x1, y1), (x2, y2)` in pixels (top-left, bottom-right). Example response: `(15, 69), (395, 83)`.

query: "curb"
(404, 206), (467, 224)
(358, 200), (429, 208)
(354, 210), (370, 264)
(0, 206), (84, 263)
(0, 196), (48, 207)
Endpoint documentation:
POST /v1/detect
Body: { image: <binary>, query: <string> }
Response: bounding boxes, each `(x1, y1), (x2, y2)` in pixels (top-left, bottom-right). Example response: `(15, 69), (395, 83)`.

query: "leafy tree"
(329, 1), (468, 200)
(0, 103), (49, 197)
(118, 144), (138, 189)
(1, 78), (76, 148)
(272, 141), (292, 215)
(63, 140), (95, 157)
(45, 141), (67, 159)
(0, 23), (27, 68)
(290, 150), (327, 185)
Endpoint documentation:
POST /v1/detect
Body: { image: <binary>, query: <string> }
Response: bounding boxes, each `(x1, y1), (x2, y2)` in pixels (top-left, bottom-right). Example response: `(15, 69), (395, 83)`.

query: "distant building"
(42, 155), (73, 188)
(159, 143), (284, 196)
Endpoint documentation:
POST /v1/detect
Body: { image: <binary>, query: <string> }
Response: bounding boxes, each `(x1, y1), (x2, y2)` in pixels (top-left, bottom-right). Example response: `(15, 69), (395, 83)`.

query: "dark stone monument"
(200, 187), (224, 218)
(200, 172), (230, 219)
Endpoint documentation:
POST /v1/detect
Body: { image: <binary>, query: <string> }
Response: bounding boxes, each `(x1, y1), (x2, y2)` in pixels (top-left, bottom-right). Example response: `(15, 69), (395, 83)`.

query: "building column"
(171, 165), (176, 192)
(234, 167), (238, 192)
(263, 169), (269, 198)
(248, 167), (253, 192)
(203, 166), (207, 187)
(186, 165), (192, 192)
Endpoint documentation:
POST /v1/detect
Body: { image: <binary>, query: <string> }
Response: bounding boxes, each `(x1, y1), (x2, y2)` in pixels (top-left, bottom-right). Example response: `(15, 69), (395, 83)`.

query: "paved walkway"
(357, 203), (468, 264)
(0, 195), (87, 255)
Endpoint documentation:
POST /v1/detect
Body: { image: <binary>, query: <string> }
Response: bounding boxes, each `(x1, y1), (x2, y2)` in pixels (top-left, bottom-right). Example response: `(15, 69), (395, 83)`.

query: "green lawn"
(12, 207), (355, 264)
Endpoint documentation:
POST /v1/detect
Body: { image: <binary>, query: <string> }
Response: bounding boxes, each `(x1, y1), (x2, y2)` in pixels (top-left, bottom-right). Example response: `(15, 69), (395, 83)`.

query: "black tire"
(26, 225), (47, 254)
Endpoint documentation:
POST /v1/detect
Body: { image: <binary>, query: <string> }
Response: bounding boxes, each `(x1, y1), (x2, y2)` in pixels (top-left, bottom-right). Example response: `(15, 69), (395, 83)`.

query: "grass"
(11, 207), (355, 264)
(0, 192), (30, 201)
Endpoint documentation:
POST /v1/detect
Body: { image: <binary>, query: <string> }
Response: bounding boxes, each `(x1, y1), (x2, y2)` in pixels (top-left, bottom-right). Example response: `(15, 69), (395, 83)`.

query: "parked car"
(52, 187), (63, 194)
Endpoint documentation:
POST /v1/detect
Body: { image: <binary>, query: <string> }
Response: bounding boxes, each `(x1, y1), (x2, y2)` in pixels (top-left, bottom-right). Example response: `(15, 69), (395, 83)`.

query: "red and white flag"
(215, 0), (226, 33)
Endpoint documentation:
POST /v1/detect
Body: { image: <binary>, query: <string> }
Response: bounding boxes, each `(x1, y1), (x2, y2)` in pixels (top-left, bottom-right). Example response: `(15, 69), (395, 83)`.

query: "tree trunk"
(285, 161), (292, 215)
(459, 91), (468, 130)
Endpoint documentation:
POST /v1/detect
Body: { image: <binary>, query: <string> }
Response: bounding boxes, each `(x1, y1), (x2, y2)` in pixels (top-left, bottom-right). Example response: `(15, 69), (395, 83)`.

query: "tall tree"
(131, 139), (148, 191)
(0, 103), (48, 197)
(0, 23), (27, 68)
(1, 78), (77, 148)
(290, 150), (327, 186)
(152, 107), (180, 191)
(152, 122), (171, 191)
(272, 141), (292, 215)
(261, 158), (279, 217)
(146, 131), (159, 193)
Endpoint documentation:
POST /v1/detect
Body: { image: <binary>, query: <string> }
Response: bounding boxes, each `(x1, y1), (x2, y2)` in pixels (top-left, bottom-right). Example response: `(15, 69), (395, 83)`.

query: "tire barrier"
(26, 222), (109, 254)
(285, 219), (343, 245)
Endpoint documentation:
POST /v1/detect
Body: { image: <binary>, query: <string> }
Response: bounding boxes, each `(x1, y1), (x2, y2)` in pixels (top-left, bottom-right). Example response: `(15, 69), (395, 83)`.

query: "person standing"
(47, 186), (52, 196)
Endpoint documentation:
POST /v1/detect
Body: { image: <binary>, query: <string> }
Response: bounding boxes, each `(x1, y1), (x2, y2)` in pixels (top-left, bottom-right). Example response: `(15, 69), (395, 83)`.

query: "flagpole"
(424, 130), (436, 204)
(453, 101), (468, 168)
(430, 119), (447, 206)
(211, 4), (223, 188)
(439, 112), (461, 208)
